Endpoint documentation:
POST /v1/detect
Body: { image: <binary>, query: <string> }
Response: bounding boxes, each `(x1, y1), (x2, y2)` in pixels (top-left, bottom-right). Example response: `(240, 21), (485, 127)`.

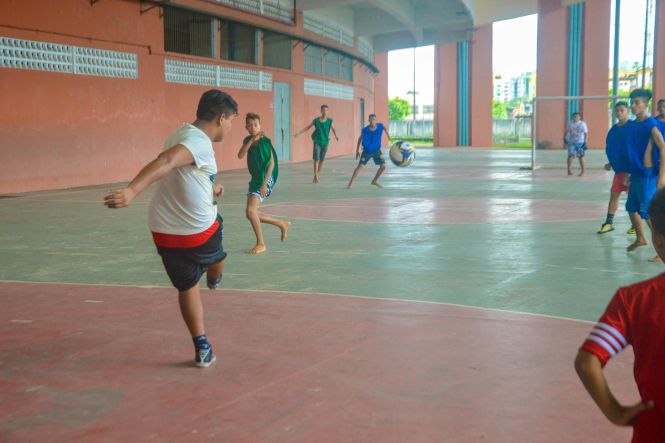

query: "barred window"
(304, 45), (323, 76)
(221, 22), (258, 64)
(324, 51), (340, 79)
(341, 56), (353, 82)
(164, 7), (215, 58)
(263, 31), (292, 70)
(304, 44), (353, 80)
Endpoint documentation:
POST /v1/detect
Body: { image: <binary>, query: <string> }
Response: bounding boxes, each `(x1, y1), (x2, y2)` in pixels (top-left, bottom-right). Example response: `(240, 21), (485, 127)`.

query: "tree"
(388, 97), (411, 121)
(493, 99), (508, 119)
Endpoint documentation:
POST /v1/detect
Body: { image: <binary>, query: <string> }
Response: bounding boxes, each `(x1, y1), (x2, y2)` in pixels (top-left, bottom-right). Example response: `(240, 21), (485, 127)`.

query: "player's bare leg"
(371, 164), (386, 188)
(627, 212), (648, 251)
(313, 161), (320, 183)
(246, 195), (267, 254)
(178, 284), (205, 337)
(348, 164), (363, 189)
(257, 211), (290, 242)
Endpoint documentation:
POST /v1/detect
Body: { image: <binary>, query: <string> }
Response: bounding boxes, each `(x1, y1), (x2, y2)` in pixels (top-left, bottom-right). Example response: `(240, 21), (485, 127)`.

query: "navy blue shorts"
(360, 149), (385, 166)
(625, 174), (657, 220)
(156, 215), (226, 292)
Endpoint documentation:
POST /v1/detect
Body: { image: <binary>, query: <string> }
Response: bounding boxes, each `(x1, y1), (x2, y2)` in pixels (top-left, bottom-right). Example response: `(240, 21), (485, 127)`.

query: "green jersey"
(311, 117), (333, 147)
(243, 135), (278, 193)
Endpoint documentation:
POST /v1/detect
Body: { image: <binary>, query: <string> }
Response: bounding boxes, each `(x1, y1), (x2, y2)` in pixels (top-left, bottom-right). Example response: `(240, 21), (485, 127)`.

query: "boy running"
(624, 89), (665, 261)
(294, 104), (339, 183)
(598, 102), (632, 234)
(104, 89), (238, 368)
(238, 113), (290, 254)
(566, 112), (588, 176)
(347, 114), (391, 189)
(575, 187), (665, 441)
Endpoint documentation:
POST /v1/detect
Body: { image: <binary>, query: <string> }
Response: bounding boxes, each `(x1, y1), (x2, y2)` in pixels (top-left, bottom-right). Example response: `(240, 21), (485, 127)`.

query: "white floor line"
(0, 278), (594, 324)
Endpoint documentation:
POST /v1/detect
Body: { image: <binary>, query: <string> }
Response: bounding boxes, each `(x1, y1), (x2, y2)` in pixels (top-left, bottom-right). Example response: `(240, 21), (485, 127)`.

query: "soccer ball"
(389, 141), (416, 167)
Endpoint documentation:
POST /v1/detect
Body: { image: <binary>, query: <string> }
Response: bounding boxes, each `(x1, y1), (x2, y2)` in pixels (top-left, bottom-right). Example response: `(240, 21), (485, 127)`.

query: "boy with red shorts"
(599, 101), (633, 234)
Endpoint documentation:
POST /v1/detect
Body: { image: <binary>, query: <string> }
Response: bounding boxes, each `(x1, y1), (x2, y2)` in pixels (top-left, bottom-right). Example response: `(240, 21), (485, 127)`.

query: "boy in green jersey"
(238, 113), (290, 254)
(294, 104), (339, 183)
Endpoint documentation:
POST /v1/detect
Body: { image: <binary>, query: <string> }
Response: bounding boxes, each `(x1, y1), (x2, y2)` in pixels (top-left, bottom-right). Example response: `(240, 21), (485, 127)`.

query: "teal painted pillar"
(567, 3), (584, 117)
(457, 41), (470, 146)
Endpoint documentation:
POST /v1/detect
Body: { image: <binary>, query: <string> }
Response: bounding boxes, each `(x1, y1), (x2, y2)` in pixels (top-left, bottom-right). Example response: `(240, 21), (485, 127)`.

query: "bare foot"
(280, 221), (291, 241)
(627, 240), (648, 252)
(567, 171), (573, 176)
(347, 183), (353, 189)
(313, 177), (320, 184)
(578, 172), (584, 177)
(371, 181), (383, 188)
(248, 244), (267, 254)
(649, 255), (663, 263)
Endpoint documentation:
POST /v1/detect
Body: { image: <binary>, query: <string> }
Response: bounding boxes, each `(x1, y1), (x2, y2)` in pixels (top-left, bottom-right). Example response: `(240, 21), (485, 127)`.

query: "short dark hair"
(369, 114), (376, 119)
(245, 112), (261, 122)
(196, 89), (239, 121)
(649, 187), (665, 236)
(321, 104), (329, 110)
(571, 112), (581, 118)
(629, 88), (652, 102)
(615, 101), (629, 108)
(658, 99), (665, 106)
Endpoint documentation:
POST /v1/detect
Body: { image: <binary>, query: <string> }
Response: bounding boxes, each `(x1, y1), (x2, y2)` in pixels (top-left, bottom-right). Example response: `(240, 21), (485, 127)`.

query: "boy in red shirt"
(575, 188), (665, 441)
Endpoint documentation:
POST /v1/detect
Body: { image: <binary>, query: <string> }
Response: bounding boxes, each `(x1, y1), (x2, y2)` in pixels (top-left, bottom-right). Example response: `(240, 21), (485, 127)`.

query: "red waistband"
(152, 220), (219, 249)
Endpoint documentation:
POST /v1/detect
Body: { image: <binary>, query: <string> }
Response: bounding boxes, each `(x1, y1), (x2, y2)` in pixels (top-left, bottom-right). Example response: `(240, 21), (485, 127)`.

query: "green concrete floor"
(1, 148), (662, 321)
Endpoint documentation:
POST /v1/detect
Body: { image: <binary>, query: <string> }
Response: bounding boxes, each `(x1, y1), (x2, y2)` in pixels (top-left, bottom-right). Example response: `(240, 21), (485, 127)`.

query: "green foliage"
(388, 97), (411, 121)
(492, 99), (508, 119)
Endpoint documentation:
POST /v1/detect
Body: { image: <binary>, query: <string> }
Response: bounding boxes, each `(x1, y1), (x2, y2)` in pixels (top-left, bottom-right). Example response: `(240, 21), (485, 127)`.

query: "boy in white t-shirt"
(566, 112), (589, 176)
(104, 89), (238, 368)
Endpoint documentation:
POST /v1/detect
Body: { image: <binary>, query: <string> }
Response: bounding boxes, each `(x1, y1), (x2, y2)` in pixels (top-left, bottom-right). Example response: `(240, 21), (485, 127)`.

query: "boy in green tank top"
(238, 113), (290, 254)
(294, 104), (339, 183)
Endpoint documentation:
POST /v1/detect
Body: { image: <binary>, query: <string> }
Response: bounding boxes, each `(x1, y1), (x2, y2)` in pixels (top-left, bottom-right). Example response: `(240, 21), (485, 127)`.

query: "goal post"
(528, 95), (629, 172)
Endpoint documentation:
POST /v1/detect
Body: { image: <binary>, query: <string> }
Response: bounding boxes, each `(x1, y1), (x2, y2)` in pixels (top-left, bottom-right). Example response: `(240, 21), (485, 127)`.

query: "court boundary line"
(0, 278), (594, 325)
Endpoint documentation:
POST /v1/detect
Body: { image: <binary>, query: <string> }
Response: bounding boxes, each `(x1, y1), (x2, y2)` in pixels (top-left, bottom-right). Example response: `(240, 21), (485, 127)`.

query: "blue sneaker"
(195, 346), (216, 368)
(207, 274), (223, 290)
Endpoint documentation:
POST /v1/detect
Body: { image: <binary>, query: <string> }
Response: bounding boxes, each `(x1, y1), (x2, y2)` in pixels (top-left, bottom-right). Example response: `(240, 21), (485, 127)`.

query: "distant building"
(608, 68), (653, 92)
(494, 72), (535, 103)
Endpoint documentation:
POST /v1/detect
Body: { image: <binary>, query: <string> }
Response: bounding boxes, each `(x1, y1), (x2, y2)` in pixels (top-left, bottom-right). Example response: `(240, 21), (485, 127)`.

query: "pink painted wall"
(536, 0), (568, 149)
(469, 26), (493, 147)
(580, 0), (611, 149)
(0, 0), (374, 194)
(433, 44), (458, 147)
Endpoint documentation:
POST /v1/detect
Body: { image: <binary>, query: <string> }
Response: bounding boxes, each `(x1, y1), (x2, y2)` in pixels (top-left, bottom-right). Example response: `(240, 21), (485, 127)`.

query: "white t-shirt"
(568, 120), (588, 144)
(148, 124), (218, 235)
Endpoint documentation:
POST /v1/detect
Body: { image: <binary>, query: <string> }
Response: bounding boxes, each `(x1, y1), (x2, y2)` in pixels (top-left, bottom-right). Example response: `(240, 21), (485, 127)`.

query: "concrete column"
(469, 25), (493, 147)
(581, 0), (611, 149)
(653, 0), (665, 108)
(373, 52), (390, 129)
(433, 44), (458, 147)
(536, 0), (568, 149)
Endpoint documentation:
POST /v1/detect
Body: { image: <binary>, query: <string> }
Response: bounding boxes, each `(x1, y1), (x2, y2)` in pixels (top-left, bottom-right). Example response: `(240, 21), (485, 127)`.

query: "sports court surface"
(1, 148), (655, 442)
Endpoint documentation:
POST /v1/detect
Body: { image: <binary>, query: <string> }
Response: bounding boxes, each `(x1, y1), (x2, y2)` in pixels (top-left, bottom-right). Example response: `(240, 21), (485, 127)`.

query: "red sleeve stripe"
(595, 322), (627, 346)
(585, 335), (620, 357)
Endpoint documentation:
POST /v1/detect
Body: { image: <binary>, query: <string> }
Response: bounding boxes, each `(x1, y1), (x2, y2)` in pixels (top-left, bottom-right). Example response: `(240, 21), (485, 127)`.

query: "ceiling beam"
(366, 0), (423, 44)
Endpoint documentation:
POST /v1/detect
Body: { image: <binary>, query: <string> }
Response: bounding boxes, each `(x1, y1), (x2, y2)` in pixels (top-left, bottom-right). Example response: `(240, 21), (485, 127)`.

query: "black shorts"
(156, 215), (226, 292)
